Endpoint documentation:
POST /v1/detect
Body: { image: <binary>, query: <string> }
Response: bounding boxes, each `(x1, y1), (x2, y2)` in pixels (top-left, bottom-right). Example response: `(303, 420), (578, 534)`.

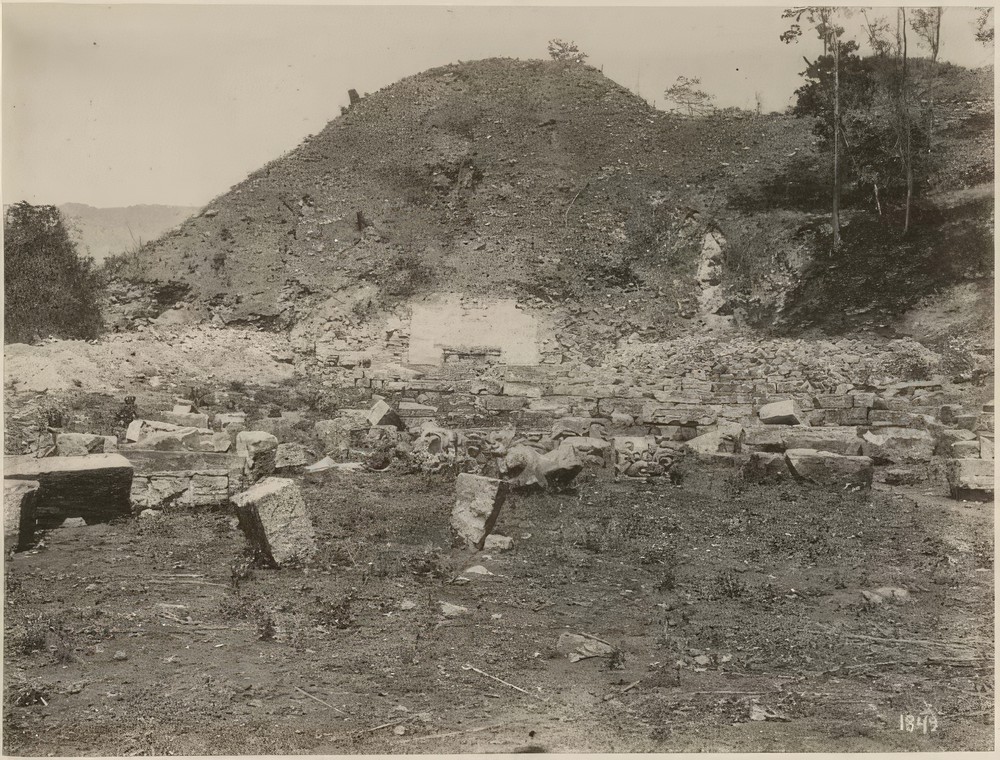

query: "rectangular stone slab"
(231, 477), (316, 566)
(451, 474), (509, 550)
(4, 479), (39, 551)
(4, 454), (134, 528)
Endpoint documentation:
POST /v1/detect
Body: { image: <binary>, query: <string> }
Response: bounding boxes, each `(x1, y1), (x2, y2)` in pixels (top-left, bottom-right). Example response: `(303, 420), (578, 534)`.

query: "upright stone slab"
(236, 431), (278, 483)
(231, 477), (316, 566)
(4, 454), (134, 528)
(945, 459), (994, 501)
(126, 419), (145, 443)
(784, 449), (873, 489)
(4, 479), (39, 551)
(367, 400), (403, 429)
(452, 474), (509, 550)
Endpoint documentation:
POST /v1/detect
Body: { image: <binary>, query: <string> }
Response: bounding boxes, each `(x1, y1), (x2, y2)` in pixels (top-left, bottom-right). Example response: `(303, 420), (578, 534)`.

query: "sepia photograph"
(2, 1), (995, 754)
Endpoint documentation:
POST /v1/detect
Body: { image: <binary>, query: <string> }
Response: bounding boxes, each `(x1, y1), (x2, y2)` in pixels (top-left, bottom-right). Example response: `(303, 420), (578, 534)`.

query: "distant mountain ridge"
(58, 203), (199, 263)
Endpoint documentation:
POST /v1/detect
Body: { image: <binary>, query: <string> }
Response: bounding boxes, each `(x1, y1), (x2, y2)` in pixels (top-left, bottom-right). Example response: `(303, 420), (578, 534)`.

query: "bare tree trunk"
(902, 8), (913, 234)
(832, 32), (841, 250)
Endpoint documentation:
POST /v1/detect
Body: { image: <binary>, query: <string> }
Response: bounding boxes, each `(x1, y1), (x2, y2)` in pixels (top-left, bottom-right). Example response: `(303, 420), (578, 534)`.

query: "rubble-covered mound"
(113, 58), (992, 344)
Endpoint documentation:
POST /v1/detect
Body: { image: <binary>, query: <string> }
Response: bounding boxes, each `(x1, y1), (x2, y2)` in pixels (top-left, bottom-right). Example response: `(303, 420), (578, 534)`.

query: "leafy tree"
(974, 7), (993, 44)
(782, 6), (853, 249)
(547, 39), (588, 63)
(909, 7), (943, 151)
(4, 201), (103, 343)
(663, 76), (716, 116)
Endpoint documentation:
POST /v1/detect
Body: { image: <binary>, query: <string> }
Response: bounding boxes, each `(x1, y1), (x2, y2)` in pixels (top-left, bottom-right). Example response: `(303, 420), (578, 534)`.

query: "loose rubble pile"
(3, 332), (993, 565)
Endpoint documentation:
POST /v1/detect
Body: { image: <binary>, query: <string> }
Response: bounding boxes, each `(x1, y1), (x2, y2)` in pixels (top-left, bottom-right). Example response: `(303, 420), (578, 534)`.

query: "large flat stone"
(945, 459), (994, 501)
(232, 477), (316, 566)
(781, 427), (863, 456)
(860, 427), (934, 464)
(4, 454), (134, 527)
(56, 432), (117, 457)
(451, 474), (509, 550)
(4, 479), (39, 551)
(784, 449), (873, 489)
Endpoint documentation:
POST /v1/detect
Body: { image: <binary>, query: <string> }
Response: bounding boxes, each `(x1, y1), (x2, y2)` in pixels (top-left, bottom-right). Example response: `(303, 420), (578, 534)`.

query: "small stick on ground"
(461, 663), (548, 702)
(294, 686), (348, 715)
(564, 181), (590, 228)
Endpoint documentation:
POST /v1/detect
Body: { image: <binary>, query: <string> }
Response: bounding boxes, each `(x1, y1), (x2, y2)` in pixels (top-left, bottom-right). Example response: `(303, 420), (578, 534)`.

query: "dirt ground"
(2, 462), (993, 755)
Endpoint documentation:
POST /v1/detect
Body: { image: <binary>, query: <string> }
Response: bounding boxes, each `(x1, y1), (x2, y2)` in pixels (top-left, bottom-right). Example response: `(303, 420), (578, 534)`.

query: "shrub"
(4, 202), (103, 343)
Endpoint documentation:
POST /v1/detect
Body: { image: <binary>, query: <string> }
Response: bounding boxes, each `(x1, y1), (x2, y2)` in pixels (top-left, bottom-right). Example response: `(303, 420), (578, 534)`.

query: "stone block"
(781, 427), (863, 456)
(158, 411), (210, 428)
(232, 477), (316, 566)
(851, 392), (876, 409)
(641, 402), (716, 427)
(502, 382), (545, 398)
(275, 442), (310, 470)
(742, 426), (786, 452)
(827, 407), (870, 426)
(814, 395), (852, 409)
(56, 432), (115, 457)
(945, 459), (994, 501)
(4, 454), (133, 528)
(480, 395), (528, 412)
(951, 440), (981, 458)
(740, 452), (789, 482)
(4, 479), (39, 551)
(861, 427), (935, 464)
(451, 474), (509, 550)
(784, 449), (873, 489)
(236, 431), (278, 483)
(759, 399), (807, 425)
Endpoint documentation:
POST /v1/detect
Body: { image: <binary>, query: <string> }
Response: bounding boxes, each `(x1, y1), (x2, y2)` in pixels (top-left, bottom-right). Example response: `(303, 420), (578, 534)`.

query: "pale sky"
(2, 2), (994, 208)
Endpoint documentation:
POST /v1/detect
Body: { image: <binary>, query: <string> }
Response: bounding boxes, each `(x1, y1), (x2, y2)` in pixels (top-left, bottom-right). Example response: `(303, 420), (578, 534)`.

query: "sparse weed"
(713, 571), (748, 599)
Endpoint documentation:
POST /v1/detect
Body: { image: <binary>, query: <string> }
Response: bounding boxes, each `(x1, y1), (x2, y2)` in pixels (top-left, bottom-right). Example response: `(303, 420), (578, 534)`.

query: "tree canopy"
(4, 201), (103, 344)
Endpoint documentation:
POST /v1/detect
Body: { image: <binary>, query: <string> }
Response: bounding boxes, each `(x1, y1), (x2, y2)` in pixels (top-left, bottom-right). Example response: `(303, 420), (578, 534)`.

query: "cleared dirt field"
(3, 463), (993, 754)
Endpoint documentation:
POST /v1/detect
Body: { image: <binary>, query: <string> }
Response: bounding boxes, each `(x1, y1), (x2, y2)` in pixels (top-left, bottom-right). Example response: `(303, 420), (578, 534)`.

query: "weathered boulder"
(740, 452), (789, 482)
(484, 534), (514, 552)
(558, 436), (610, 466)
(231, 477), (316, 566)
(236, 431), (278, 483)
(56, 433), (117, 457)
(451, 474), (509, 550)
(951, 440), (981, 458)
(551, 417), (609, 440)
(275, 442), (310, 470)
(685, 424), (743, 457)
(215, 412), (247, 430)
(503, 445), (547, 488)
(932, 427), (978, 456)
(784, 449), (873, 489)
(781, 427), (863, 456)
(4, 454), (134, 528)
(945, 459), (994, 501)
(4, 479), (39, 551)
(537, 444), (585, 490)
(860, 427), (934, 464)
(759, 399), (807, 426)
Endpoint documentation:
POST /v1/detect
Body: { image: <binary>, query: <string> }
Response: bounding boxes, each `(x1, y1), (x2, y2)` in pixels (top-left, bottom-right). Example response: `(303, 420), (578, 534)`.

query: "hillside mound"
(119, 58), (992, 346)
